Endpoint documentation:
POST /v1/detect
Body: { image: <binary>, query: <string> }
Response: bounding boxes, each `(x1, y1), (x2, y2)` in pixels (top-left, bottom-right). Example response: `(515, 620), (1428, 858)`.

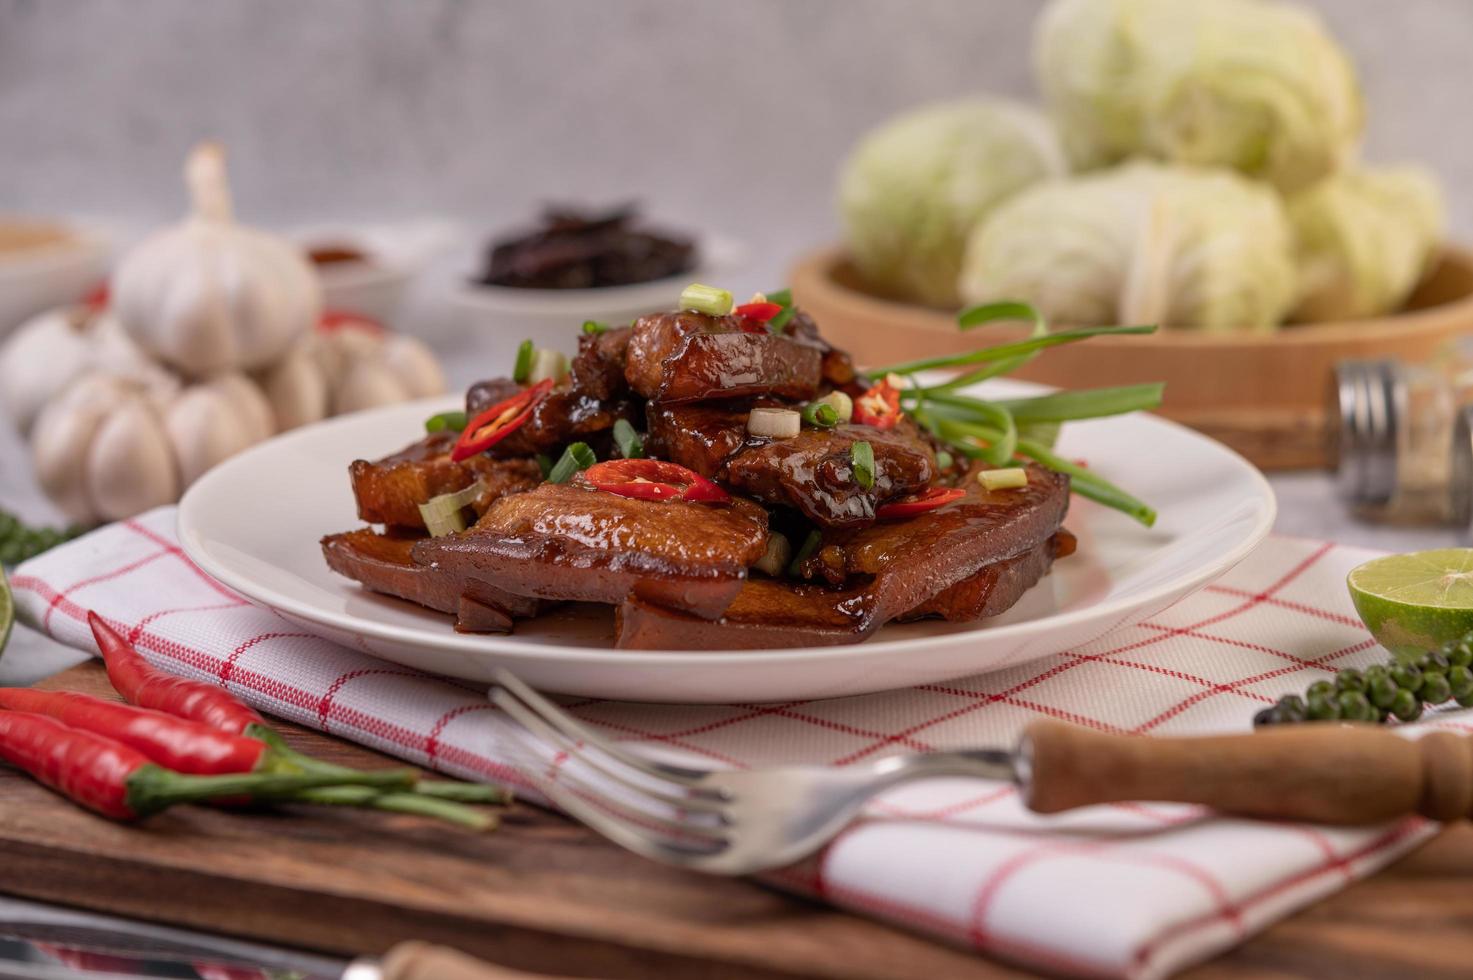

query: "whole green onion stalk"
(866, 301), (1162, 526)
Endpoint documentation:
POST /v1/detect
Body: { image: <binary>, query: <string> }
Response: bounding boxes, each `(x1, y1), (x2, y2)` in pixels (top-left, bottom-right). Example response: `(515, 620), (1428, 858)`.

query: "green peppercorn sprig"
(0, 508), (84, 566)
(1255, 631), (1473, 727)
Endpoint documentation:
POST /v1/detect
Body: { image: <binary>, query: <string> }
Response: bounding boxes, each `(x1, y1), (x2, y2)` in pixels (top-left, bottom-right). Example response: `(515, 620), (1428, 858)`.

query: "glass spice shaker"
(1331, 357), (1473, 525)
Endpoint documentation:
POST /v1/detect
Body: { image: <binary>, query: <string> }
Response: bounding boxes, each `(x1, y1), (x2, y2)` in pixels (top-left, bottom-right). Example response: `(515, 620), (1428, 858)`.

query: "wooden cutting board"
(1, 662), (1471, 979)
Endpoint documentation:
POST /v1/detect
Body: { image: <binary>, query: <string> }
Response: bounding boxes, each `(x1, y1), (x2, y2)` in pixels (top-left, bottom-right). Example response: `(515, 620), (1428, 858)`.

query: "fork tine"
(490, 687), (730, 816)
(496, 722), (730, 848)
(491, 669), (722, 790)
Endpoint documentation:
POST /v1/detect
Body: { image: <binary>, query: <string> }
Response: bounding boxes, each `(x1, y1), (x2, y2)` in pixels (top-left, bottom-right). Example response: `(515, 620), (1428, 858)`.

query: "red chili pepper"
(0, 711), (406, 821)
(733, 301), (783, 330)
(90, 613), (265, 736)
(583, 459), (730, 504)
(0, 688), (268, 776)
(82, 282), (109, 310)
(450, 379), (553, 462)
(86, 613), (507, 810)
(854, 377), (903, 429)
(875, 486), (966, 520)
(319, 310), (386, 335)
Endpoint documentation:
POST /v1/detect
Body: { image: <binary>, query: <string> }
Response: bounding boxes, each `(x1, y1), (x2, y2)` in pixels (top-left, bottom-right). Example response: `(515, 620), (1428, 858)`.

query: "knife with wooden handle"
(1017, 721), (1472, 823)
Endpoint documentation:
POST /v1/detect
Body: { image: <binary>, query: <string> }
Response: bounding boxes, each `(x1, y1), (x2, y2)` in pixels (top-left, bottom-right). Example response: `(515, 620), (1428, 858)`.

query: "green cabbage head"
(1035, 0), (1363, 192)
(839, 99), (1065, 308)
(1289, 166), (1445, 322)
(959, 162), (1297, 331)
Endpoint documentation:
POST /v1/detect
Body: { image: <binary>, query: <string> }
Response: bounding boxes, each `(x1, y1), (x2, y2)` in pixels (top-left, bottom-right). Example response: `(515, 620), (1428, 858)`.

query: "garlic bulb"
(32, 375), (179, 524)
(0, 305), (173, 435)
(258, 339), (329, 431)
(378, 334), (446, 399)
(334, 359), (411, 414)
(165, 372), (275, 487)
(113, 143), (321, 377)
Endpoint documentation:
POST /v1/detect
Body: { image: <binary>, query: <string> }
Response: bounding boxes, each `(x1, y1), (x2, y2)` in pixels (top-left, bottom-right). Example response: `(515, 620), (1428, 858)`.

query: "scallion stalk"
(818, 390), (853, 423)
(613, 419), (644, 459)
(535, 453), (553, 479)
(851, 440), (875, 490)
(418, 481), (486, 537)
(765, 287), (796, 333)
(787, 529), (821, 577)
(978, 467), (1028, 491)
(988, 383), (1165, 423)
(753, 533), (792, 577)
(527, 348), (569, 386)
(512, 340), (534, 384)
(875, 324), (1156, 382)
(679, 283), (734, 316)
(424, 410), (468, 434)
(582, 320), (610, 335)
(546, 443), (596, 484)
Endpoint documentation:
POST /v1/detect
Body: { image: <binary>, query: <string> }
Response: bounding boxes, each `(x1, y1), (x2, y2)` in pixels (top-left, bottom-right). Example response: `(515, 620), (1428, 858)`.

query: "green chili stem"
(294, 785), (499, 830)
(126, 764), (416, 816)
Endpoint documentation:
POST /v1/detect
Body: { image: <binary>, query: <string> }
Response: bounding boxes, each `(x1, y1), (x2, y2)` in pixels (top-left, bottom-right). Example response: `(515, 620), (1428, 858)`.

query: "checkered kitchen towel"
(10, 506), (1461, 979)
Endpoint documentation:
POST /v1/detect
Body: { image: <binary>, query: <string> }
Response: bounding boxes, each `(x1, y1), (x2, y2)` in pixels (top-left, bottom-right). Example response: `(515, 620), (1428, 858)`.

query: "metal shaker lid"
(1331, 360), (1400, 506)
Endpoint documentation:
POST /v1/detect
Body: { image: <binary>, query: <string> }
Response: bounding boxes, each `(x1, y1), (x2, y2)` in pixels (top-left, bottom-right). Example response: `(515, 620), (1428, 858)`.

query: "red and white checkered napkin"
(11, 507), (1460, 979)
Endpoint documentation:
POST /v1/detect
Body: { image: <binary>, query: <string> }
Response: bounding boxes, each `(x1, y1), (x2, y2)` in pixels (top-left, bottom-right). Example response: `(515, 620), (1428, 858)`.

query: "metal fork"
(490, 669), (1473, 875)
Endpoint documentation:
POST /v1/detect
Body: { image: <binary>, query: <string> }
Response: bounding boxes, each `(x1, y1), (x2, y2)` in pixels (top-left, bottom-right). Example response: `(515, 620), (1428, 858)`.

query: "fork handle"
(1022, 720), (1473, 824)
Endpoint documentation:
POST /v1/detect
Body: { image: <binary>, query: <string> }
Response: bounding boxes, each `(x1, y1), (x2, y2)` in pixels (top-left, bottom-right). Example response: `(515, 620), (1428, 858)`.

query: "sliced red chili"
(583, 459), (730, 504)
(875, 486), (966, 520)
(451, 379), (553, 462)
(734, 301), (783, 324)
(854, 377), (902, 429)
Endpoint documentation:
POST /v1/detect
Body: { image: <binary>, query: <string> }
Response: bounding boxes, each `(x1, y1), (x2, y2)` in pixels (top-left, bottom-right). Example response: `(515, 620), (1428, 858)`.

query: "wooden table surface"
(1, 662), (1471, 980)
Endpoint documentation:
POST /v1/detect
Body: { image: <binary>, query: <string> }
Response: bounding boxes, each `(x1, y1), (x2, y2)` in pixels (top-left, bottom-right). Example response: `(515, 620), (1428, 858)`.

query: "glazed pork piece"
(647, 403), (936, 528)
(412, 482), (769, 619)
(615, 463), (1069, 649)
(321, 529), (541, 632)
(349, 432), (542, 530)
(624, 310), (824, 403)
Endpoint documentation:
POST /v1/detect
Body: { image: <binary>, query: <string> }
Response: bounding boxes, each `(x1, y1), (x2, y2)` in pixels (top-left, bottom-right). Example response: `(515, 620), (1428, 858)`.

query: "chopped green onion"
(582, 320), (610, 335)
(748, 407), (801, 439)
(535, 453), (554, 479)
(418, 481), (485, 537)
(851, 440), (875, 490)
(752, 533), (792, 577)
(787, 529), (822, 577)
(764, 288), (795, 333)
(613, 419), (644, 459)
(679, 283), (734, 316)
(512, 340), (534, 383)
(546, 442), (596, 484)
(424, 410), (468, 434)
(978, 467), (1028, 491)
(935, 450), (954, 471)
(817, 390), (853, 423)
(801, 401), (840, 429)
(527, 348), (569, 386)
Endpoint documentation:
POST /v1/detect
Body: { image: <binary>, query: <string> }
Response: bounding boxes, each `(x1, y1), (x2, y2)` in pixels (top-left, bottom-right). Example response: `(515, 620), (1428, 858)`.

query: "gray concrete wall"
(2, 0), (1470, 289)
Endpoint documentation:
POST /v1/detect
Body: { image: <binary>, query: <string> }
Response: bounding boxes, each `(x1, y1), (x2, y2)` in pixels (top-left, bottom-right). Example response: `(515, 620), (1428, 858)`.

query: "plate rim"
(177, 385), (1277, 665)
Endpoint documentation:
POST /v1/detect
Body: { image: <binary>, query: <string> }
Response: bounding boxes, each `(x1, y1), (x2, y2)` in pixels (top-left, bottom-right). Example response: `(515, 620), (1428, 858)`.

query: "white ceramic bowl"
(292, 221), (454, 324)
(0, 223), (110, 337)
(450, 235), (746, 361)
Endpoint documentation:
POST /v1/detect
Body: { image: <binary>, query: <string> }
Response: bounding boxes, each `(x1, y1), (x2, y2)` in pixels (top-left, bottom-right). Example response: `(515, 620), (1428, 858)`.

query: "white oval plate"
(178, 382), (1275, 702)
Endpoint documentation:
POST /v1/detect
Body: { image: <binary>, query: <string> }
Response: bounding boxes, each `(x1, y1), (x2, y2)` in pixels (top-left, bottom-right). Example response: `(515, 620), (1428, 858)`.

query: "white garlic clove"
(205, 371), (276, 443)
(85, 396), (180, 522)
(31, 374), (132, 524)
(378, 334), (446, 399)
(0, 306), (97, 435)
(165, 383), (261, 488)
(314, 321), (384, 388)
(258, 341), (329, 432)
(332, 359), (410, 415)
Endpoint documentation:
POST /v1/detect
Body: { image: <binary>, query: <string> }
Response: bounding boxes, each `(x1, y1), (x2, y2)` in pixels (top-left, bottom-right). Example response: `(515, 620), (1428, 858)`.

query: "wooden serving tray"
(2, 662), (1471, 979)
(791, 246), (1473, 471)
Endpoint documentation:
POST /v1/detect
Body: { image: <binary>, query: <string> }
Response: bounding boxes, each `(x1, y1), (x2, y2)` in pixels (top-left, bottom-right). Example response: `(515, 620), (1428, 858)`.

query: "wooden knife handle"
(377, 941), (587, 980)
(1022, 720), (1473, 824)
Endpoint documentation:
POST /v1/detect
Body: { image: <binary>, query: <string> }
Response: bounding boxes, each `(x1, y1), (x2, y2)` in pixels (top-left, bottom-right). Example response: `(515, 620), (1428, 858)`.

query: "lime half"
(1349, 549), (1473, 659)
(0, 566), (11, 661)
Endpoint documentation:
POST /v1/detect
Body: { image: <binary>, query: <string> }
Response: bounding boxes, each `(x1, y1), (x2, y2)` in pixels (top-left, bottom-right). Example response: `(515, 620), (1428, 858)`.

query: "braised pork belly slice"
(796, 463), (1070, 587)
(348, 432), (542, 531)
(615, 532), (1065, 650)
(464, 377), (636, 459)
(647, 403), (936, 528)
(624, 310), (823, 403)
(321, 528), (541, 633)
(570, 325), (633, 400)
(411, 483), (769, 619)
